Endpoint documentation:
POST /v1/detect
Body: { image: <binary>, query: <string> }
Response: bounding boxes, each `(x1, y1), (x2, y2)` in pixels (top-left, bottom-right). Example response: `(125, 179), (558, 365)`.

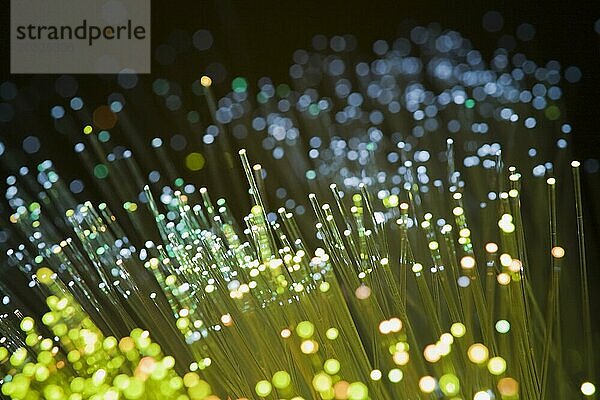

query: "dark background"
(0, 0), (599, 157)
(0, 0), (598, 166)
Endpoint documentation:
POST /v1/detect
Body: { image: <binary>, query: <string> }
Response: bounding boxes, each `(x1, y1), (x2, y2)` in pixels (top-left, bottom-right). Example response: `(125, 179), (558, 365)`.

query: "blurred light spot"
(69, 179), (84, 194)
(482, 11), (504, 32)
(0, 82), (18, 100)
(565, 66), (582, 83)
(23, 136), (40, 154)
(192, 29), (213, 51)
(94, 164), (109, 179)
(516, 23), (535, 41)
(70, 97), (84, 110)
(93, 105), (118, 129)
(50, 105), (65, 119)
(118, 69), (138, 89)
(170, 134), (187, 151)
(185, 152), (206, 171)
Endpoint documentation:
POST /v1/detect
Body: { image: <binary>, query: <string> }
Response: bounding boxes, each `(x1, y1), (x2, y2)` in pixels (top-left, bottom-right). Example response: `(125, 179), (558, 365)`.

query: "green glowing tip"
(93, 164), (109, 179)
(255, 380), (272, 397)
(232, 77), (248, 93)
(324, 358), (340, 375)
(312, 372), (333, 392)
(347, 382), (369, 399)
(272, 370), (291, 389)
(296, 321), (315, 339)
(439, 373), (460, 396)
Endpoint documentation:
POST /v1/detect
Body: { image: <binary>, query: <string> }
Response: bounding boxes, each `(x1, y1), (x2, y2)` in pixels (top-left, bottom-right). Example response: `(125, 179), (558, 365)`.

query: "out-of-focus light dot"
(468, 343), (489, 364)
(110, 101), (123, 113)
(98, 130), (110, 143)
(73, 143), (85, 153)
(460, 256), (475, 269)
(419, 376), (436, 393)
(498, 377), (519, 397)
(170, 134), (187, 151)
(50, 105), (65, 119)
(117, 69), (138, 89)
(326, 328), (339, 340)
(388, 369), (403, 383)
(69, 180), (84, 194)
(457, 276), (470, 287)
(581, 382), (596, 396)
(0, 81), (18, 100)
(22, 136), (40, 154)
(306, 170), (316, 180)
(185, 152), (205, 171)
(482, 11), (504, 32)
(272, 371), (291, 389)
(153, 79), (169, 96)
(355, 285), (371, 300)
(474, 390), (491, 400)
(192, 29), (213, 51)
(92, 105), (118, 129)
(300, 339), (318, 354)
(93, 164), (109, 179)
(232, 77), (248, 93)
(83, 125), (93, 135)
(524, 117), (536, 128)
(347, 382), (368, 400)
(439, 374), (460, 396)
(565, 66), (582, 83)
(517, 23), (536, 41)
(296, 321), (314, 339)
(545, 105), (560, 120)
(70, 97), (84, 110)
(166, 95), (181, 111)
(488, 357), (507, 375)
(255, 380), (272, 397)
(187, 111), (200, 124)
(324, 359), (340, 375)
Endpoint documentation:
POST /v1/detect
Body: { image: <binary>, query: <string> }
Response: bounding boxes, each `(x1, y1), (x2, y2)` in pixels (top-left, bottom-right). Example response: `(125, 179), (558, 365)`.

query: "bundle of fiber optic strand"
(1, 25), (597, 400)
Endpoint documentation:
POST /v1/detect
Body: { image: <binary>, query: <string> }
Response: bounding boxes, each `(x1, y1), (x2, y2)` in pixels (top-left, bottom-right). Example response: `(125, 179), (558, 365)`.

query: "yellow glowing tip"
(36, 267), (55, 285)
(551, 246), (565, 259)
(200, 76), (212, 87)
